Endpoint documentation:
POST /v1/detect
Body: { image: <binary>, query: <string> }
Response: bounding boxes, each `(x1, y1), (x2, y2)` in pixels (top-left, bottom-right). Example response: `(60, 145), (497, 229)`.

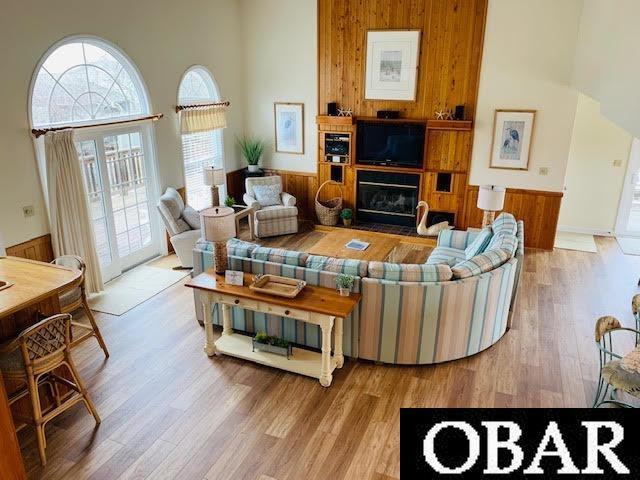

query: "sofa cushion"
(255, 206), (298, 221)
(486, 232), (518, 258)
(251, 246), (308, 266)
(515, 220), (524, 256)
(182, 205), (201, 230)
(227, 238), (260, 258)
(491, 212), (517, 236)
(158, 187), (189, 236)
(426, 246), (467, 267)
(368, 262), (452, 282)
(306, 255), (368, 277)
(464, 228), (493, 259)
(253, 183), (282, 207)
(451, 248), (511, 279)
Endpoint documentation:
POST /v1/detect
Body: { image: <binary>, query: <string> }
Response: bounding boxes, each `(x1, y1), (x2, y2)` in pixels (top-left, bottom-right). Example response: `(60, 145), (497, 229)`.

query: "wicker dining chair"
(51, 255), (109, 358)
(592, 315), (640, 408)
(0, 314), (101, 465)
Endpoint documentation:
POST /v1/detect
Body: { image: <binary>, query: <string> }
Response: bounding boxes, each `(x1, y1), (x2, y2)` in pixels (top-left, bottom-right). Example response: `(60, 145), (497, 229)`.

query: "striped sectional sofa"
(192, 213), (524, 365)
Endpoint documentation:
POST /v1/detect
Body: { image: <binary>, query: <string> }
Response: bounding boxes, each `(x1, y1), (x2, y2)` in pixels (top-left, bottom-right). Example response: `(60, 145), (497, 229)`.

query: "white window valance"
(179, 104), (228, 134)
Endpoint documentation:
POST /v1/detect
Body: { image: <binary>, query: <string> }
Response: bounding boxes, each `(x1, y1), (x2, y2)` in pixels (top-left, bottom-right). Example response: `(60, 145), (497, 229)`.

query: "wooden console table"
(186, 271), (361, 387)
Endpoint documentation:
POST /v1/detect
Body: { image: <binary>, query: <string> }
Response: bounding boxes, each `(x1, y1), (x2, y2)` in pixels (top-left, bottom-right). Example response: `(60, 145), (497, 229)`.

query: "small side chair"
(0, 314), (101, 465)
(593, 315), (640, 408)
(51, 255), (109, 358)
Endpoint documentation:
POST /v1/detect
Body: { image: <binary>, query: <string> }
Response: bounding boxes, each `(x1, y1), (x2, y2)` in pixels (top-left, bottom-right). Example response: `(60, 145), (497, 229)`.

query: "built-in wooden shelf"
(426, 119), (473, 131)
(355, 164), (423, 175)
(316, 115), (355, 125)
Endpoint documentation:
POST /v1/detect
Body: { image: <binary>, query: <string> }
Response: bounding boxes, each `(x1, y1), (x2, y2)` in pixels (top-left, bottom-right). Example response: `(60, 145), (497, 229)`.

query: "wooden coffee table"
(308, 229), (400, 261)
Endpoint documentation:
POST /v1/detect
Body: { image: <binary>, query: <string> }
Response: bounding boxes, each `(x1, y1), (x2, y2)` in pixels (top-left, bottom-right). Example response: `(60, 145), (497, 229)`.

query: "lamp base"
(211, 186), (220, 207)
(213, 241), (228, 274)
(481, 210), (496, 229)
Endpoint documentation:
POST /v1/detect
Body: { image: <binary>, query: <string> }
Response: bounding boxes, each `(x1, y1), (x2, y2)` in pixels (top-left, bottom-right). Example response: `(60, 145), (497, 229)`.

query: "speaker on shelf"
(454, 105), (465, 120)
(327, 102), (338, 116)
(376, 110), (400, 119)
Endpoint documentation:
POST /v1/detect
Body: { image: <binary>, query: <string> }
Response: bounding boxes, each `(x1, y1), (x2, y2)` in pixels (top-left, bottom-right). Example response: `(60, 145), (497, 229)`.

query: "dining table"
(0, 255), (82, 479)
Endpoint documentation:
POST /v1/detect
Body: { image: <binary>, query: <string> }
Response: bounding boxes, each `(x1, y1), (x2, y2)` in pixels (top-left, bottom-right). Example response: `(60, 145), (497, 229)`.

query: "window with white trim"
(178, 66), (224, 210)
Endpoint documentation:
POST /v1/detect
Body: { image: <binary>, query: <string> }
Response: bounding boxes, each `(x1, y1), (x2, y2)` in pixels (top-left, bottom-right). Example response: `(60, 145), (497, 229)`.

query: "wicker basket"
(315, 180), (343, 226)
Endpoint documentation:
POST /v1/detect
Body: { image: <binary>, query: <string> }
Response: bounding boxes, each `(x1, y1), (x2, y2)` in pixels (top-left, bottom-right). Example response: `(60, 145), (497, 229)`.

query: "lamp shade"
(477, 185), (506, 211)
(203, 166), (225, 186)
(201, 206), (236, 242)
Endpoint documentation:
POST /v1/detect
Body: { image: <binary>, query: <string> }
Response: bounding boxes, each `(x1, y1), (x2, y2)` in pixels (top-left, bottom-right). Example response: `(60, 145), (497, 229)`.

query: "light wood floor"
(18, 234), (640, 479)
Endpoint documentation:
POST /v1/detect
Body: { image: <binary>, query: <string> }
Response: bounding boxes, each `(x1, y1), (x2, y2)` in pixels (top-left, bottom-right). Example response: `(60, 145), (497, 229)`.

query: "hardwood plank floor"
(18, 234), (640, 479)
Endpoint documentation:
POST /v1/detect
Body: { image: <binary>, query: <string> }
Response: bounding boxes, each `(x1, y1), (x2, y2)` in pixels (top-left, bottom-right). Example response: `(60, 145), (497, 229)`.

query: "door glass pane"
(626, 168), (640, 231)
(75, 140), (112, 266)
(104, 131), (153, 258)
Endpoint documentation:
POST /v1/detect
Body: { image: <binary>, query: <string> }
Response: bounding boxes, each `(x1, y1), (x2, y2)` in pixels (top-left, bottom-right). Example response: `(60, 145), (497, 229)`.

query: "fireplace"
(356, 170), (420, 227)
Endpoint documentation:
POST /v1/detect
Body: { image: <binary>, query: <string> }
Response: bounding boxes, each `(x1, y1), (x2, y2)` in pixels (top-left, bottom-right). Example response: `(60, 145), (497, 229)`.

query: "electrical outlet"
(22, 205), (34, 217)
(538, 167), (549, 176)
(613, 159), (623, 167)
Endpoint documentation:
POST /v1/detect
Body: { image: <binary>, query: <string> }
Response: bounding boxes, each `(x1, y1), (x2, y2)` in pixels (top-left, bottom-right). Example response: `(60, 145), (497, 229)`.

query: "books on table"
(345, 239), (370, 251)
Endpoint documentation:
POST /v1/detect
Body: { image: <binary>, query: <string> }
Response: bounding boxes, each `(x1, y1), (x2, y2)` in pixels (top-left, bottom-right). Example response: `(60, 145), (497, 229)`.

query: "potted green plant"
(237, 135), (267, 173)
(224, 196), (235, 207)
(340, 208), (353, 227)
(252, 331), (293, 358)
(336, 274), (355, 297)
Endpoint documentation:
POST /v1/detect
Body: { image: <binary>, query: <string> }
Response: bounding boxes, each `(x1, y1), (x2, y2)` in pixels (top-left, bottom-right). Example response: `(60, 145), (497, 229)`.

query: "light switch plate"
(22, 205), (34, 217)
(538, 167), (549, 176)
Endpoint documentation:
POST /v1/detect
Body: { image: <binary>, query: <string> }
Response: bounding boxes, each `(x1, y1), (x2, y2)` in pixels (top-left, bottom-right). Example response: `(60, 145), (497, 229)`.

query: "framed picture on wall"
(364, 30), (421, 101)
(274, 102), (304, 154)
(489, 109), (536, 170)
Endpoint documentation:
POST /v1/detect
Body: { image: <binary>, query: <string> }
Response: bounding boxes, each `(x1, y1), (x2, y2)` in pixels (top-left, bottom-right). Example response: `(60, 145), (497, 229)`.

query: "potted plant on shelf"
(252, 331), (293, 359)
(224, 196), (235, 207)
(340, 208), (353, 227)
(237, 135), (267, 173)
(336, 274), (354, 297)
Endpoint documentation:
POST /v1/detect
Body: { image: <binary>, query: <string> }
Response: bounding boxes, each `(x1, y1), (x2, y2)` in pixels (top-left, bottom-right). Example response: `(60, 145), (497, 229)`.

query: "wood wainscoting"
(226, 169), (318, 221)
(462, 186), (562, 250)
(5, 234), (54, 263)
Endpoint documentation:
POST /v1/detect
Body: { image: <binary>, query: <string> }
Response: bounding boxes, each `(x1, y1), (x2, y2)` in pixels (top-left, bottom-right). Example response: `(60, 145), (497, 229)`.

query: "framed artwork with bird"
(489, 109), (536, 170)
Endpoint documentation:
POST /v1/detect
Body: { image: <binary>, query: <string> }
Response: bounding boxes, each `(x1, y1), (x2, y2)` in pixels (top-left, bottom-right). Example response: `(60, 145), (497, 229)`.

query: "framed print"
(490, 110), (536, 170)
(364, 30), (421, 101)
(274, 102), (304, 154)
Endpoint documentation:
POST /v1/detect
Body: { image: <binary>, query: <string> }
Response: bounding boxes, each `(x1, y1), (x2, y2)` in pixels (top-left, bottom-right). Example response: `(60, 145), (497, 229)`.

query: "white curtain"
(45, 130), (104, 293)
(180, 104), (227, 134)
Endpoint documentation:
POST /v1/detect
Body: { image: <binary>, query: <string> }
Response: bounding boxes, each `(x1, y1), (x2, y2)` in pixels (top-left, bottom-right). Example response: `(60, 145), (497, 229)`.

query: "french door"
(75, 126), (161, 282)
(616, 138), (640, 237)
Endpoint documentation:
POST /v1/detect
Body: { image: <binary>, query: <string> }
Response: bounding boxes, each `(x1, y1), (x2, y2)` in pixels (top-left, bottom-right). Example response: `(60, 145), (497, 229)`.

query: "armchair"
(243, 176), (298, 238)
(157, 187), (201, 268)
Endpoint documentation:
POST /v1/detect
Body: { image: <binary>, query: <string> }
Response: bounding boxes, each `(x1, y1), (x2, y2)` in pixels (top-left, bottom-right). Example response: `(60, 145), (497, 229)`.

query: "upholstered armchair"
(157, 187), (201, 268)
(243, 176), (298, 238)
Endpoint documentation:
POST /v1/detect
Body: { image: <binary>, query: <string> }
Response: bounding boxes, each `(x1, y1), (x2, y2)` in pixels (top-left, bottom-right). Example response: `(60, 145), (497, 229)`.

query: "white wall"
(573, 0), (640, 140)
(470, 0), (583, 192)
(240, 0), (317, 173)
(0, 0), (245, 247)
(558, 94), (632, 234)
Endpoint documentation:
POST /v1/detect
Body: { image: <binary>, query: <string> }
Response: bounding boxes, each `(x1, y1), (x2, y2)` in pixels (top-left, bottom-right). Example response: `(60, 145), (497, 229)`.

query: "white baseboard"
(556, 225), (614, 237)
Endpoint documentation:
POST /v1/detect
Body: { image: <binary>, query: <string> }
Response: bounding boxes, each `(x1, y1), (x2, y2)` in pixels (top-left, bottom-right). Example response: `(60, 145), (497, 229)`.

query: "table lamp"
(477, 185), (506, 228)
(203, 166), (226, 206)
(201, 206), (236, 273)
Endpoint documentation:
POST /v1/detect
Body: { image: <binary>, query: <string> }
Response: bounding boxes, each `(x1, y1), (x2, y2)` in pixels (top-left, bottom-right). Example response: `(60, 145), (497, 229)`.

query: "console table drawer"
(216, 294), (259, 311)
(261, 303), (310, 321)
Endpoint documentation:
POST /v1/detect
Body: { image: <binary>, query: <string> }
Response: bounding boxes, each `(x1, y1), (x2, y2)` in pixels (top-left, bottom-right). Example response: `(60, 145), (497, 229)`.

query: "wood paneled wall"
(318, 0), (488, 119)
(462, 186), (563, 250)
(5, 234), (53, 263)
(226, 169), (319, 221)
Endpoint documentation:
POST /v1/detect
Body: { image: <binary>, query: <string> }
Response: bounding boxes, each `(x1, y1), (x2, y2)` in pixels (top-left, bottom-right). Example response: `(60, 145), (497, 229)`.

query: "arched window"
(30, 37), (160, 282)
(31, 38), (149, 127)
(178, 66), (224, 210)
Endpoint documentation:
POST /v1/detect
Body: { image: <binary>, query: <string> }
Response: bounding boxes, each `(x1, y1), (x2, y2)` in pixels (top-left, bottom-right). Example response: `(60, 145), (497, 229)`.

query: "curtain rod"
(31, 113), (164, 138)
(175, 101), (230, 113)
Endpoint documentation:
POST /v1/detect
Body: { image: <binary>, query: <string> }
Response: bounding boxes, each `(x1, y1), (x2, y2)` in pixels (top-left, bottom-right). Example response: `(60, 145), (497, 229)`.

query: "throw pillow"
(181, 206), (201, 230)
(464, 228), (493, 259)
(252, 183), (282, 207)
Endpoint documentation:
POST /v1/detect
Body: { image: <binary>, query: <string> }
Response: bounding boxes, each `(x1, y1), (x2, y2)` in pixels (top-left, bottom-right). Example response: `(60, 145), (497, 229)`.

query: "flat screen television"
(356, 120), (425, 168)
